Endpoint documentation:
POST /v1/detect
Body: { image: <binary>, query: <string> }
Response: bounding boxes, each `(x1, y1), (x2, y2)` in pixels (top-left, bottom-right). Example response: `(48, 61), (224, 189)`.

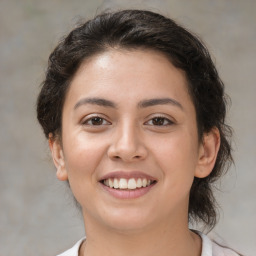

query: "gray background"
(0, 0), (255, 255)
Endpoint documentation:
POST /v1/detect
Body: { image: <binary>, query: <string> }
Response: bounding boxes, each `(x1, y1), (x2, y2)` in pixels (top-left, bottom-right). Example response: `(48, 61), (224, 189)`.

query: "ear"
(195, 127), (220, 178)
(48, 134), (68, 181)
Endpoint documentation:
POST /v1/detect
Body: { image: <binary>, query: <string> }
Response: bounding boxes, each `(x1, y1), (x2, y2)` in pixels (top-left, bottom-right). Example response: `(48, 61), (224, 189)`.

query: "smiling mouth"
(101, 178), (157, 190)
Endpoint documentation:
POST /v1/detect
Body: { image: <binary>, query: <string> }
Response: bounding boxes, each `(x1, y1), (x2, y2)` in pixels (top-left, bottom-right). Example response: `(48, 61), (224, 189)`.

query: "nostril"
(108, 144), (147, 162)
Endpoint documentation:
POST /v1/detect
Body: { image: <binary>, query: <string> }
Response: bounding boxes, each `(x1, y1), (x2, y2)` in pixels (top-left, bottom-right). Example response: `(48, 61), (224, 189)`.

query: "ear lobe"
(48, 135), (68, 181)
(195, 127), (220, 178)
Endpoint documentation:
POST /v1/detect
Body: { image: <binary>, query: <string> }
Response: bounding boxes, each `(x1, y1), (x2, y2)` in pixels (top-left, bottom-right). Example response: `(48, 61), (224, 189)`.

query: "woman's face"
(52, 49), (209, 232)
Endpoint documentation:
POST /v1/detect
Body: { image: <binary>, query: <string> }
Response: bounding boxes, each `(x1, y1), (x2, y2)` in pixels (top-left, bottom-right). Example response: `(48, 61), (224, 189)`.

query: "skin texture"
(50, 49), (220, 256)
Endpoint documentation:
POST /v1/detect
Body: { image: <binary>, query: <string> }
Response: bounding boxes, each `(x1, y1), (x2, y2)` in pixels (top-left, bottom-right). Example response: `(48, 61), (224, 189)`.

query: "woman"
(37, 9), (240, 256)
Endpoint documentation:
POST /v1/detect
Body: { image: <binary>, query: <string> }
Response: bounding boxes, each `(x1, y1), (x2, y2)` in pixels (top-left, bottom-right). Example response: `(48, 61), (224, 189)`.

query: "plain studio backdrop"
(0, 0), (255, 255)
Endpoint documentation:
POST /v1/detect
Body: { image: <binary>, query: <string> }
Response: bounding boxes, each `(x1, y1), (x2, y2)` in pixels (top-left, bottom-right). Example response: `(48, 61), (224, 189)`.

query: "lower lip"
(100, 183), (156, 199)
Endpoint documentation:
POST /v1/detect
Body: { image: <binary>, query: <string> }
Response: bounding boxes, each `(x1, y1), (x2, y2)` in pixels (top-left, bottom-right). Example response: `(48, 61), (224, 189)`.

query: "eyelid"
(81, 114), (111, 125)
(144, 114), (175, 126)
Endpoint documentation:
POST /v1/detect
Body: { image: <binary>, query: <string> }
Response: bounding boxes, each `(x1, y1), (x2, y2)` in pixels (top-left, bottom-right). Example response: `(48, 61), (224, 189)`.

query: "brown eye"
(90, 117), (104, 125)
(83, 116), (110, 126)
(146, 116), (173, 126)
(152, 117), (171, 126)
(152, 117), (165, 125)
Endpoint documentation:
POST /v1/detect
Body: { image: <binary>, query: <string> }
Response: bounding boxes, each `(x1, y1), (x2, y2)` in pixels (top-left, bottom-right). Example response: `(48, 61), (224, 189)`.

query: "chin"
(100, 208), (156, 233)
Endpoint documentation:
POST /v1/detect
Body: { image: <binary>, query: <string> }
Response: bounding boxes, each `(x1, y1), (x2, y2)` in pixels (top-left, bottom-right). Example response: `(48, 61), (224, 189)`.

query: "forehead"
(75, 48), (186, 81)
(64, 49), (192, 109)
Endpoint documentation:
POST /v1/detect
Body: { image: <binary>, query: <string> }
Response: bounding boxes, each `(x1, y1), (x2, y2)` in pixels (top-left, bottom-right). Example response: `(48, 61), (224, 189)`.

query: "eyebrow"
(138, 98), (183, 110)
(74, 97), (183, 110)
(74, 97), (117, 109)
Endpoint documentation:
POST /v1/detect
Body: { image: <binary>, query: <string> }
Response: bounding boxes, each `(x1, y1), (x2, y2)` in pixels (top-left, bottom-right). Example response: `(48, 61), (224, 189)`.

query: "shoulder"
(56, 238), (85, 256)
(197, 231), (241, 256)
(212, 241), (241, 256)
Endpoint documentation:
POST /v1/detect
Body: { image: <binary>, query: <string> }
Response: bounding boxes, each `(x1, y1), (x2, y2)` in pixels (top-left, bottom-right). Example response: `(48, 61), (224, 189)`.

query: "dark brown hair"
(37, 9), (233, 229)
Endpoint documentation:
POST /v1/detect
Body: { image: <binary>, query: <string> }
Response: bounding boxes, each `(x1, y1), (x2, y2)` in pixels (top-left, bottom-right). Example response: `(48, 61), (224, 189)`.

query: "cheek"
(149, 129), (199, 179)
(153, 130), (198, 159)
(62, 134), (108, 207)
(63, 133), (107, 178)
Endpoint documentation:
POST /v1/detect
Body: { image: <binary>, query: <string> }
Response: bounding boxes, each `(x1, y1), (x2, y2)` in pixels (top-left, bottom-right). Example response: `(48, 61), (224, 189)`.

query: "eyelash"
(82, 115), (111, 126)
(82, 115), (173, 127)
(145, 116), (174, 126)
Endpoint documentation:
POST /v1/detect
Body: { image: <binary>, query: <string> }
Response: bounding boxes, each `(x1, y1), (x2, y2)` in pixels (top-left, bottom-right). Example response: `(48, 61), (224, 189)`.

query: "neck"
(80, 214), (202, 256)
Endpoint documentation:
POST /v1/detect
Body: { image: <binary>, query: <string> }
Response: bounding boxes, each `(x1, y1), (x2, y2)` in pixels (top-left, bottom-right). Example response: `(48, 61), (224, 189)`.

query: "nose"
(107, 122), (148, 162)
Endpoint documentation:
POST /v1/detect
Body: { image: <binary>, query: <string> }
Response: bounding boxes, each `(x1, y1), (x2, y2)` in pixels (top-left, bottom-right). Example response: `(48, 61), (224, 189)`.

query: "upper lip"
(99, 171), (157, 181)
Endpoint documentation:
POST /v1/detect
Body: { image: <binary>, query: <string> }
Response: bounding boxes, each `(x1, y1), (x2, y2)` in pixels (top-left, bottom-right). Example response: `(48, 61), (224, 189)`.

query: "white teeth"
(113, 178), (119, 189)
(127, 178), (136, 189)
(137, 178), (142, 188)
(119, 178), (128, 189)
(109, 179), (114, 188)
(104, 179), (109, 186)
(142, 178), (147, 187)
(102, 178), (154, 190)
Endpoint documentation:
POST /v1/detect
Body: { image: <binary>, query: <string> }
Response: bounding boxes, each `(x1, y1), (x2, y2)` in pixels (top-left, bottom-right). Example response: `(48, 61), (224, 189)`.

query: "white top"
(57, 232), (240, 256)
